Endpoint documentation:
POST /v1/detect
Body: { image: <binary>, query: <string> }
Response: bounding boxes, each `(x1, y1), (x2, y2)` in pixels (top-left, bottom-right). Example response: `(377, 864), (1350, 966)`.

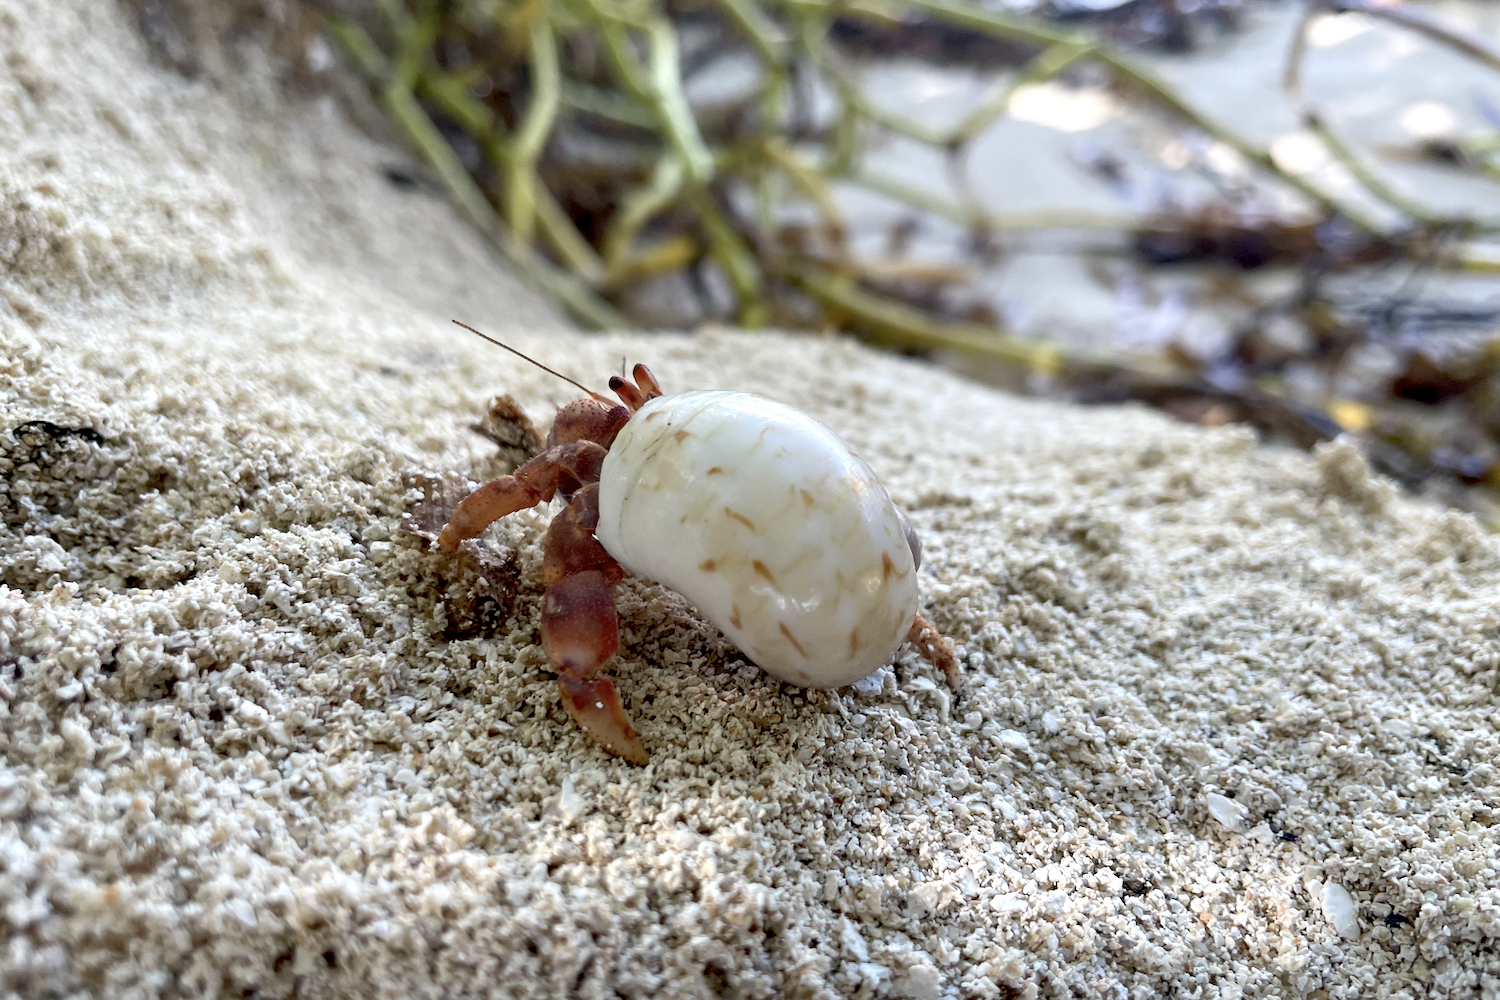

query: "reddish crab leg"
(542, 571), (647, 764)
(436, 440), (607, 554)
(542, 484), (615, 583)
(907, 613), (961, 690)
(539, 485), (648, 764)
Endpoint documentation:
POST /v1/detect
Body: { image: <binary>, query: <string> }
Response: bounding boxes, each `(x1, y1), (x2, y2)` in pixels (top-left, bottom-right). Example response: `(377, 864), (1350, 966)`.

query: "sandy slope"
(3, 3), (1500, 998)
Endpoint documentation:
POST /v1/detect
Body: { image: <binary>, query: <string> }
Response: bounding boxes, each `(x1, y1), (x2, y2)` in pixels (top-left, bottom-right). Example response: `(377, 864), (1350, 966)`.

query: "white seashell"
(595, 391), (919, 687)
(1206, 792), (1249, 831)
(1321, 882), (1359, 939)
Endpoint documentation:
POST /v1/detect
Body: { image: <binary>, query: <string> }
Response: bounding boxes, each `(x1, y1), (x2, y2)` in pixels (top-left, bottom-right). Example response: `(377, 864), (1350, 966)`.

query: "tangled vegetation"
(311, 0), (1500, 518)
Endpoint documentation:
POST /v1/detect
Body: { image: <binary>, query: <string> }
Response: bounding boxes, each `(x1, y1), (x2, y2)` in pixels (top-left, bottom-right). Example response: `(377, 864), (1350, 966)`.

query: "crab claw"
(557, 675), (649, 765)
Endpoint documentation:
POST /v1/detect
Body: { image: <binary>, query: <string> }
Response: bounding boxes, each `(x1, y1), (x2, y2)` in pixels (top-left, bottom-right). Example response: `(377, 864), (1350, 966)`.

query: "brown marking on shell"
(779, 622), (808, 658)
(752, 560), (777, 588)
(699, 559), (717, 572)
(729, 606), (742, 630)
(646, 409), (664, 421)
(882, 552), (895, 581)
(707, 466), (723, 475)
(674, 430), (690, 443)
(800, 489), (816, 507)
(725, 508), (756, 531)
(849, 629), (862, 656)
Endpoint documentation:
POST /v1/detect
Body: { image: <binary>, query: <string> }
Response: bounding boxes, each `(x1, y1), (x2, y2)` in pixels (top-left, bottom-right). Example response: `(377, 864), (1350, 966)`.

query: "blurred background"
(204, 0), (1500, 518)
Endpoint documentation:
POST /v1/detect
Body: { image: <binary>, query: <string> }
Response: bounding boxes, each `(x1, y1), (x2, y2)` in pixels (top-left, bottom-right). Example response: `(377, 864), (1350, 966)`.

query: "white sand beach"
(3, 3), (1499, 997)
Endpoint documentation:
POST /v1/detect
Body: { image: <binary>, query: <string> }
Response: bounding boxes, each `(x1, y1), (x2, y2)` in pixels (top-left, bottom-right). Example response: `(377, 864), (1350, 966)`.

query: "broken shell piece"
(1322, 882), (1359, 939)
(1205, 792), (1249, 831)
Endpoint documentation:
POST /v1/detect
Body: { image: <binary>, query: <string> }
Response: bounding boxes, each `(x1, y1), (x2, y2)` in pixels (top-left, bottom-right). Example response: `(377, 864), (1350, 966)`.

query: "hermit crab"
(437, 323), (959, 764)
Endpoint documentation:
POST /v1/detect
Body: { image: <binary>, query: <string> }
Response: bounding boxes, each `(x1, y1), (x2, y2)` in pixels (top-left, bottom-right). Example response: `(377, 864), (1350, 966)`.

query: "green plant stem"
(561, 79), (657, 128)
(330, 12), (626, 329)
(646, 19), (717, 185)
(763, 138), (847, 240)
(875, 0), (1379, 233)
(689, 186), (768, 325)
(1447, 250), (1500, 274)
(324, 12), (387, 75)
(947, 39), (1091, 147)
(419, 71), (604, 282)
(603, 156), (686, 281)
(841, 0), (1066, 49)
(1302, 112), (1459, 231)
(801, 22), (949, 147)
(712, 0), (789, 66)
(1327, 0), (1500, 75)
(789, 265), (1173, 380)
(508, 21), (562, 245)
(752, 73), (790, 235)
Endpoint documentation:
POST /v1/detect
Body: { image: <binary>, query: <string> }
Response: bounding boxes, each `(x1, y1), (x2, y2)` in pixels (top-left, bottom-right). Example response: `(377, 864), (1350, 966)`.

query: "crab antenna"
(451, 321), (608, 402)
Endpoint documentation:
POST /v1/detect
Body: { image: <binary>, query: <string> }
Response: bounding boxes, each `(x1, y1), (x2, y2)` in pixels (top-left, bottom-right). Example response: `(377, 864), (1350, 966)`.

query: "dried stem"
(326, 12), (627, 328)
(324, 0), (1499, 375)
(1325, 0), (1500, 76)
(786, 263), (1175, 382)
(508, 20), (562, 245)
(1285, 5), (1500, 235)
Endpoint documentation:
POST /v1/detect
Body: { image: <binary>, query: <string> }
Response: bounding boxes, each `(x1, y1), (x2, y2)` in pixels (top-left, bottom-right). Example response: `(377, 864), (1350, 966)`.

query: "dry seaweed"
(314, 0), (1450, 342)
(311, 0), (1500, 514)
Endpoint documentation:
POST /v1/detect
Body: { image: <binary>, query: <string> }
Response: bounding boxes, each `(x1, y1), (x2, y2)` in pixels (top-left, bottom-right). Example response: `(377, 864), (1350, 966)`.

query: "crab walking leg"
(436, 440), (607, 554)
(542, 483), (616, 584)
(542, 570), (648, 764)
(539, 484), (647, 764)
(908, 613), (962, 691)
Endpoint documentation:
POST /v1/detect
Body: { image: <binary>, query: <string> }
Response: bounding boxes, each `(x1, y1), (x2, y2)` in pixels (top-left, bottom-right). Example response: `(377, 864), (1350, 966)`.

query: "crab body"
(597, 390), (918, 688)
(436, 352), (957, 764)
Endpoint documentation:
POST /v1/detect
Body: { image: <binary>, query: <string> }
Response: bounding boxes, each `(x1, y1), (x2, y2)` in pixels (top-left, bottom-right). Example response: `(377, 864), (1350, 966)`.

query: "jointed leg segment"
(436, 380), (657, 763)
(541, 484), (616, 585)
(908, 613), (962, 690)
(436, 440), (607, 554)
(540, 489), (647, 764)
